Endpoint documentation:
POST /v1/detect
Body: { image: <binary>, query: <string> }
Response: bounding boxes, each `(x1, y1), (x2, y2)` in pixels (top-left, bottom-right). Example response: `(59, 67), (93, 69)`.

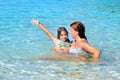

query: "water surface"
(0, 0), (120, 80)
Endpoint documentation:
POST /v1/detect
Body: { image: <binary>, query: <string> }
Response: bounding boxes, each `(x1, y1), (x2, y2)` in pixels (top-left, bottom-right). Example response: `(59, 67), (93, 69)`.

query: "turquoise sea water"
(0, 0), (120, 80)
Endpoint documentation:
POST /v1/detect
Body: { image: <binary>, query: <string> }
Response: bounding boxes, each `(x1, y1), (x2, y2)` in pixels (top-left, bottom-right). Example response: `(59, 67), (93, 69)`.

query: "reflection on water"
(0, 58), (119, 80)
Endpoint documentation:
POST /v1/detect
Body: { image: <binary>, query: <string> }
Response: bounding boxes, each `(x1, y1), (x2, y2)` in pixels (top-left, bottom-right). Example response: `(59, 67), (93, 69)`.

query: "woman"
(31, 19), (71, 53)
(69, 21), (100, 62)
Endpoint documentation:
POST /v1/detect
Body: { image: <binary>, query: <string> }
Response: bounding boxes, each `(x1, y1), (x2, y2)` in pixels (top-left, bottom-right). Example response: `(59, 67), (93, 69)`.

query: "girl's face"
(70, 27), (78, 39)
(59, 31), (68, 42)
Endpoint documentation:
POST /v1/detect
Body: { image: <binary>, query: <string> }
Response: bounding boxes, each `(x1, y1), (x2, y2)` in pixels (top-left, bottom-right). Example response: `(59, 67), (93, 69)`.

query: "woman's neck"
(75, 35), (86, 42)
(75, 36), (81, 42)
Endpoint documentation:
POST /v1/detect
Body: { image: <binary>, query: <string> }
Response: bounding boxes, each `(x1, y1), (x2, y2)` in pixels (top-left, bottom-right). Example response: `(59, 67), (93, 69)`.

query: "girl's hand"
(31, 19), (40, 25)
(59, 47), (69, 53)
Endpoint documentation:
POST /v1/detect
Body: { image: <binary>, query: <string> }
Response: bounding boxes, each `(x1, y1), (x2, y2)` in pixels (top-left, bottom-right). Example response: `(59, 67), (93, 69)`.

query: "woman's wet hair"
(70, 21), (87, 40)
(57, 27), (70, 42)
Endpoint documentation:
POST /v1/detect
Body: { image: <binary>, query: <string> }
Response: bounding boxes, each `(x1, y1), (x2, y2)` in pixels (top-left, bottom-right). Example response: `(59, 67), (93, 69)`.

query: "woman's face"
(59, 31), (68, 42)
(70, 27), (77, 39)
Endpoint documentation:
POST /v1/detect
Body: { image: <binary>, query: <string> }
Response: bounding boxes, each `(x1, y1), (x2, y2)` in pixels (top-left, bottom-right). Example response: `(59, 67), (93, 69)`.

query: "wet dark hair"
(70, 21), (87, 40)
(57, 27), (70, 42)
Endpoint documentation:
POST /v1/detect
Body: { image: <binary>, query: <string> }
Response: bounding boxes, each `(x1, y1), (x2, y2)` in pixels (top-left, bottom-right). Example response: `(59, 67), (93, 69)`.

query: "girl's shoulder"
(54, 38), (71, 47)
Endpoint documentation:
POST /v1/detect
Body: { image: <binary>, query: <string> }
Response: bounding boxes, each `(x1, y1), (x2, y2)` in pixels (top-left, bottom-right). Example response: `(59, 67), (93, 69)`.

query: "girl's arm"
(32, 19), (56, 41)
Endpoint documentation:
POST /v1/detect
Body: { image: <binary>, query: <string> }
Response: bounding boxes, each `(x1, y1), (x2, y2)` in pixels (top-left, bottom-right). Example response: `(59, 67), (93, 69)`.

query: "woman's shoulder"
(79, 39), (89, 46)
(79, 38), (87, 43)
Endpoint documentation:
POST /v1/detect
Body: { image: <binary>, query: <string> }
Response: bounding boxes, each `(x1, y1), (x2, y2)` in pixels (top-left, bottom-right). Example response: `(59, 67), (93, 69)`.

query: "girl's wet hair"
(57, 27), (70, 42)
(70, 21), (87, 40)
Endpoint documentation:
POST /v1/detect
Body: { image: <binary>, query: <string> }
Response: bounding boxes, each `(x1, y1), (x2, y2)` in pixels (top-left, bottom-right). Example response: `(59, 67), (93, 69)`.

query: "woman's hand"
(31, 19), (40, 25)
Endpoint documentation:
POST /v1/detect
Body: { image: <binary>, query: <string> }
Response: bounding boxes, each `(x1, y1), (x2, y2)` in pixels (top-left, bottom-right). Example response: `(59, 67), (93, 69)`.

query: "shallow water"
(0, 0), (120, 80)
